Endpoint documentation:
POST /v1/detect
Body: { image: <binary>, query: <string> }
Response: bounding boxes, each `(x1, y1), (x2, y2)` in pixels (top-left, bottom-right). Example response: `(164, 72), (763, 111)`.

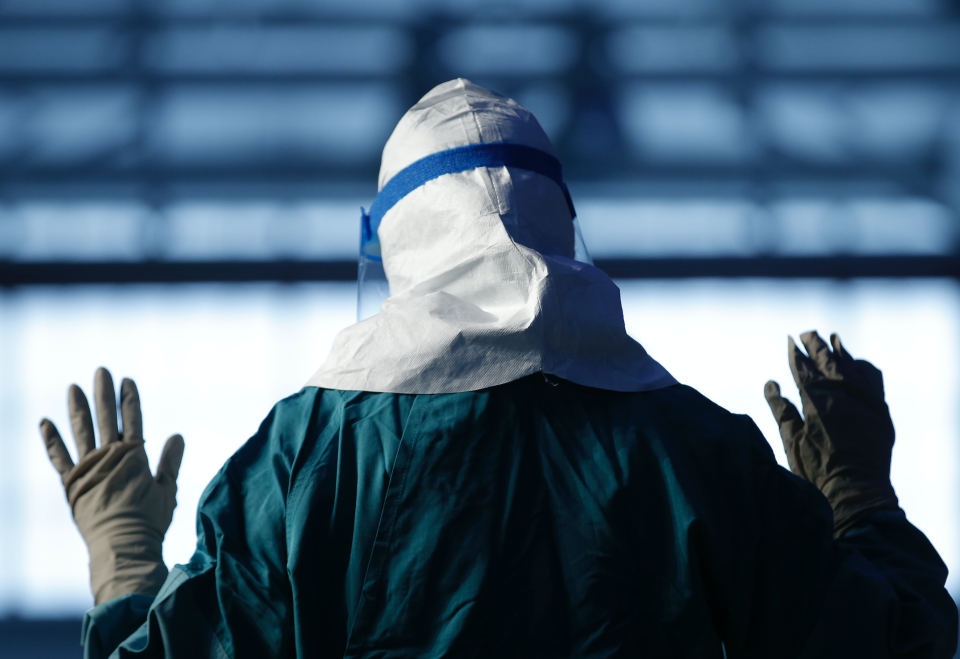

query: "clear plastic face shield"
(357, 212), (391, 322)
(357, 143), (592, 322)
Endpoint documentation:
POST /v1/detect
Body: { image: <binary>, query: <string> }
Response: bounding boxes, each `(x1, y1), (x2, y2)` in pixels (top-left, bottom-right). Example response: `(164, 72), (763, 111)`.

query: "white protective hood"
(306, 79), (676, 394)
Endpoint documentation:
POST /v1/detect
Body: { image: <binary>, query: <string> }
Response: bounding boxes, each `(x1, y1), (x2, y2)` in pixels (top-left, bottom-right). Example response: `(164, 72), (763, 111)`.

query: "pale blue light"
(0, 279), (957, 616)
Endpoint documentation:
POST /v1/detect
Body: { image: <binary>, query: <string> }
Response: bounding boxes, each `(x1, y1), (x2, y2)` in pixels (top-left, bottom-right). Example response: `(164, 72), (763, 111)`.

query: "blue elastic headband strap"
(362, 143), (576, 249)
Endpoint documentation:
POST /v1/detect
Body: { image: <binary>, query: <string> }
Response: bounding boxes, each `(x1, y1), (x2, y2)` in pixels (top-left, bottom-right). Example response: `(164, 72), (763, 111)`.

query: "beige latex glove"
(39, 367), (184, 605)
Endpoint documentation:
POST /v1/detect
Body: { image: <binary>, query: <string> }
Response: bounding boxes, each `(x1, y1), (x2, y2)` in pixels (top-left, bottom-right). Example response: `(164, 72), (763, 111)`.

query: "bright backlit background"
(1, 278), (958, 615)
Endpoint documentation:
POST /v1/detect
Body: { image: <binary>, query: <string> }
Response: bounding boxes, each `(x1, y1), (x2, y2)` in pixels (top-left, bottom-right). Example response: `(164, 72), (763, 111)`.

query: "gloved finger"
(120, 378), (143, 443)
(830, 333), (853, 362)
(68, 384), (97, 458)
(856, 359), (887, 402)
(831, 332), (887, 399)
(156, 434), (185, 485)
(799, 330), (837, 377)
(764, 381), (809, 480)
(787, 335), (818, 387)
(94, 367), (120, 445)
(764, 380), (804, 430)
(39, 418), (75, 477)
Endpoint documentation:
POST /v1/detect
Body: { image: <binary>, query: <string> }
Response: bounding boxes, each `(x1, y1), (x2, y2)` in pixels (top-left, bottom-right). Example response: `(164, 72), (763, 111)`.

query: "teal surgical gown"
(81, 375), (958, 658)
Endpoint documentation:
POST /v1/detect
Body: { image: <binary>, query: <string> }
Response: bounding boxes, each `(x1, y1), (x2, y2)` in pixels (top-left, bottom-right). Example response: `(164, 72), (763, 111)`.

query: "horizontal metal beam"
(0, 261), (359, 285)
(0, 162), (939, 183)
(0, 173), (943, 208)
(2, 70), (958, 84)
(3, 256), (958, 287)
(0, 15), (954, 27)
(598, 256), (960, 279)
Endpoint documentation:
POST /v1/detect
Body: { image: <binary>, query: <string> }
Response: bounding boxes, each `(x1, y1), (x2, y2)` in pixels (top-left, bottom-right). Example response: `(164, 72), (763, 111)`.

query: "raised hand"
(764, 331), (898, 536)
(40, 367), (184, 604)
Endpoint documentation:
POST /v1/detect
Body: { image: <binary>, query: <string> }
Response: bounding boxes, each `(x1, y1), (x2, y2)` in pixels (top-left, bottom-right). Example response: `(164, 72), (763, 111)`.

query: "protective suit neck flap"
(310, 78), (675, 394)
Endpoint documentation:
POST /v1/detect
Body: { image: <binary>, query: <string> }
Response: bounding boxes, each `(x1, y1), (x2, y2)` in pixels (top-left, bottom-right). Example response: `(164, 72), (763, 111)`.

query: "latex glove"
(39, 367), (184, 605)
(764, 331), (899, 537)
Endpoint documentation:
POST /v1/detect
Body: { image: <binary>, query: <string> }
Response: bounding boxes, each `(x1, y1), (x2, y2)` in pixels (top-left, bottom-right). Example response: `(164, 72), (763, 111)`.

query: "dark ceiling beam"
(599, 256), (960, 279)
(0, 162), (940, 180)
(1, 70), (957, 85)
(0, 16), (955, 27)
(3, 256), (958, 287)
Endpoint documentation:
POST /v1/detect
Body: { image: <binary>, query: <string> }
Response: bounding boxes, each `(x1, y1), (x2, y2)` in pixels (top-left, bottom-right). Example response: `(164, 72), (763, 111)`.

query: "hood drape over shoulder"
(307, 79), (676, 394)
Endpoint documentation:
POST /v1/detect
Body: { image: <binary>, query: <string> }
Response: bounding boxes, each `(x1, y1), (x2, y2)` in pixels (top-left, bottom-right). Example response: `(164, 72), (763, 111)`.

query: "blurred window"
(0, 93), (24, 161)
(0, 29), (125, 72)
(146, 26), (414, 75)
(592, 0), (725, 19)
(0, 0), (128, 17)
(514, 84), (572, 140)
(0, 201), (362, 262)
(758, 85), (850, 162)
(150, 84), (400, 163)
(0, 202), (149, 261)
(2, 196), (954, 262)
(163, 201), (359, 261)
(154, 0), (419, 19)
(24, 88), (138, 164)
(438, 26), (580, 75)
(608, 25), (739, 73)
(618, 84), (753, 162)
(768, 0), (941, 16)
(771, 198), (958, 256)
(577, 199), (760, 257)
(759, 25), (960, 71)
(757, 84), (950, 163)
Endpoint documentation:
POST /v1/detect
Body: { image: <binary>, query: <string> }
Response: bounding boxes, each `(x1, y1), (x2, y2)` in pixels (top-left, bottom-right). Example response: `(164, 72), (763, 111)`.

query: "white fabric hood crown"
(306, 79), (675, 394)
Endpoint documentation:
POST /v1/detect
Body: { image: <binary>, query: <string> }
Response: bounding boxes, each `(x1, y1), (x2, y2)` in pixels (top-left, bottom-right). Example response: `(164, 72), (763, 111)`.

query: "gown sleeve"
(80, 388), (324, 659)
(81, 594), (155, 659)
(723, 414), (958, 659)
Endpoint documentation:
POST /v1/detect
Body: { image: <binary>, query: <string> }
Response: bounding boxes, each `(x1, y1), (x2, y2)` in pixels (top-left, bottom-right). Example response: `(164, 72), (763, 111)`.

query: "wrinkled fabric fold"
(80, 381), (957, 658)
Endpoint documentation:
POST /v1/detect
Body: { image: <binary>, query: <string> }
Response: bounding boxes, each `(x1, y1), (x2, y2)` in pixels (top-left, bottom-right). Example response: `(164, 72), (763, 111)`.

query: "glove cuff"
(828, 485), (900, 538)
(88, 532), (168, 605)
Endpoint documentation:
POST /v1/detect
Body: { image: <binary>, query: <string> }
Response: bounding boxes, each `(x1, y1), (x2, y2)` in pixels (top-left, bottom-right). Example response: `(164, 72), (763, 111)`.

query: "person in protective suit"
(40, 80), (957, 658)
